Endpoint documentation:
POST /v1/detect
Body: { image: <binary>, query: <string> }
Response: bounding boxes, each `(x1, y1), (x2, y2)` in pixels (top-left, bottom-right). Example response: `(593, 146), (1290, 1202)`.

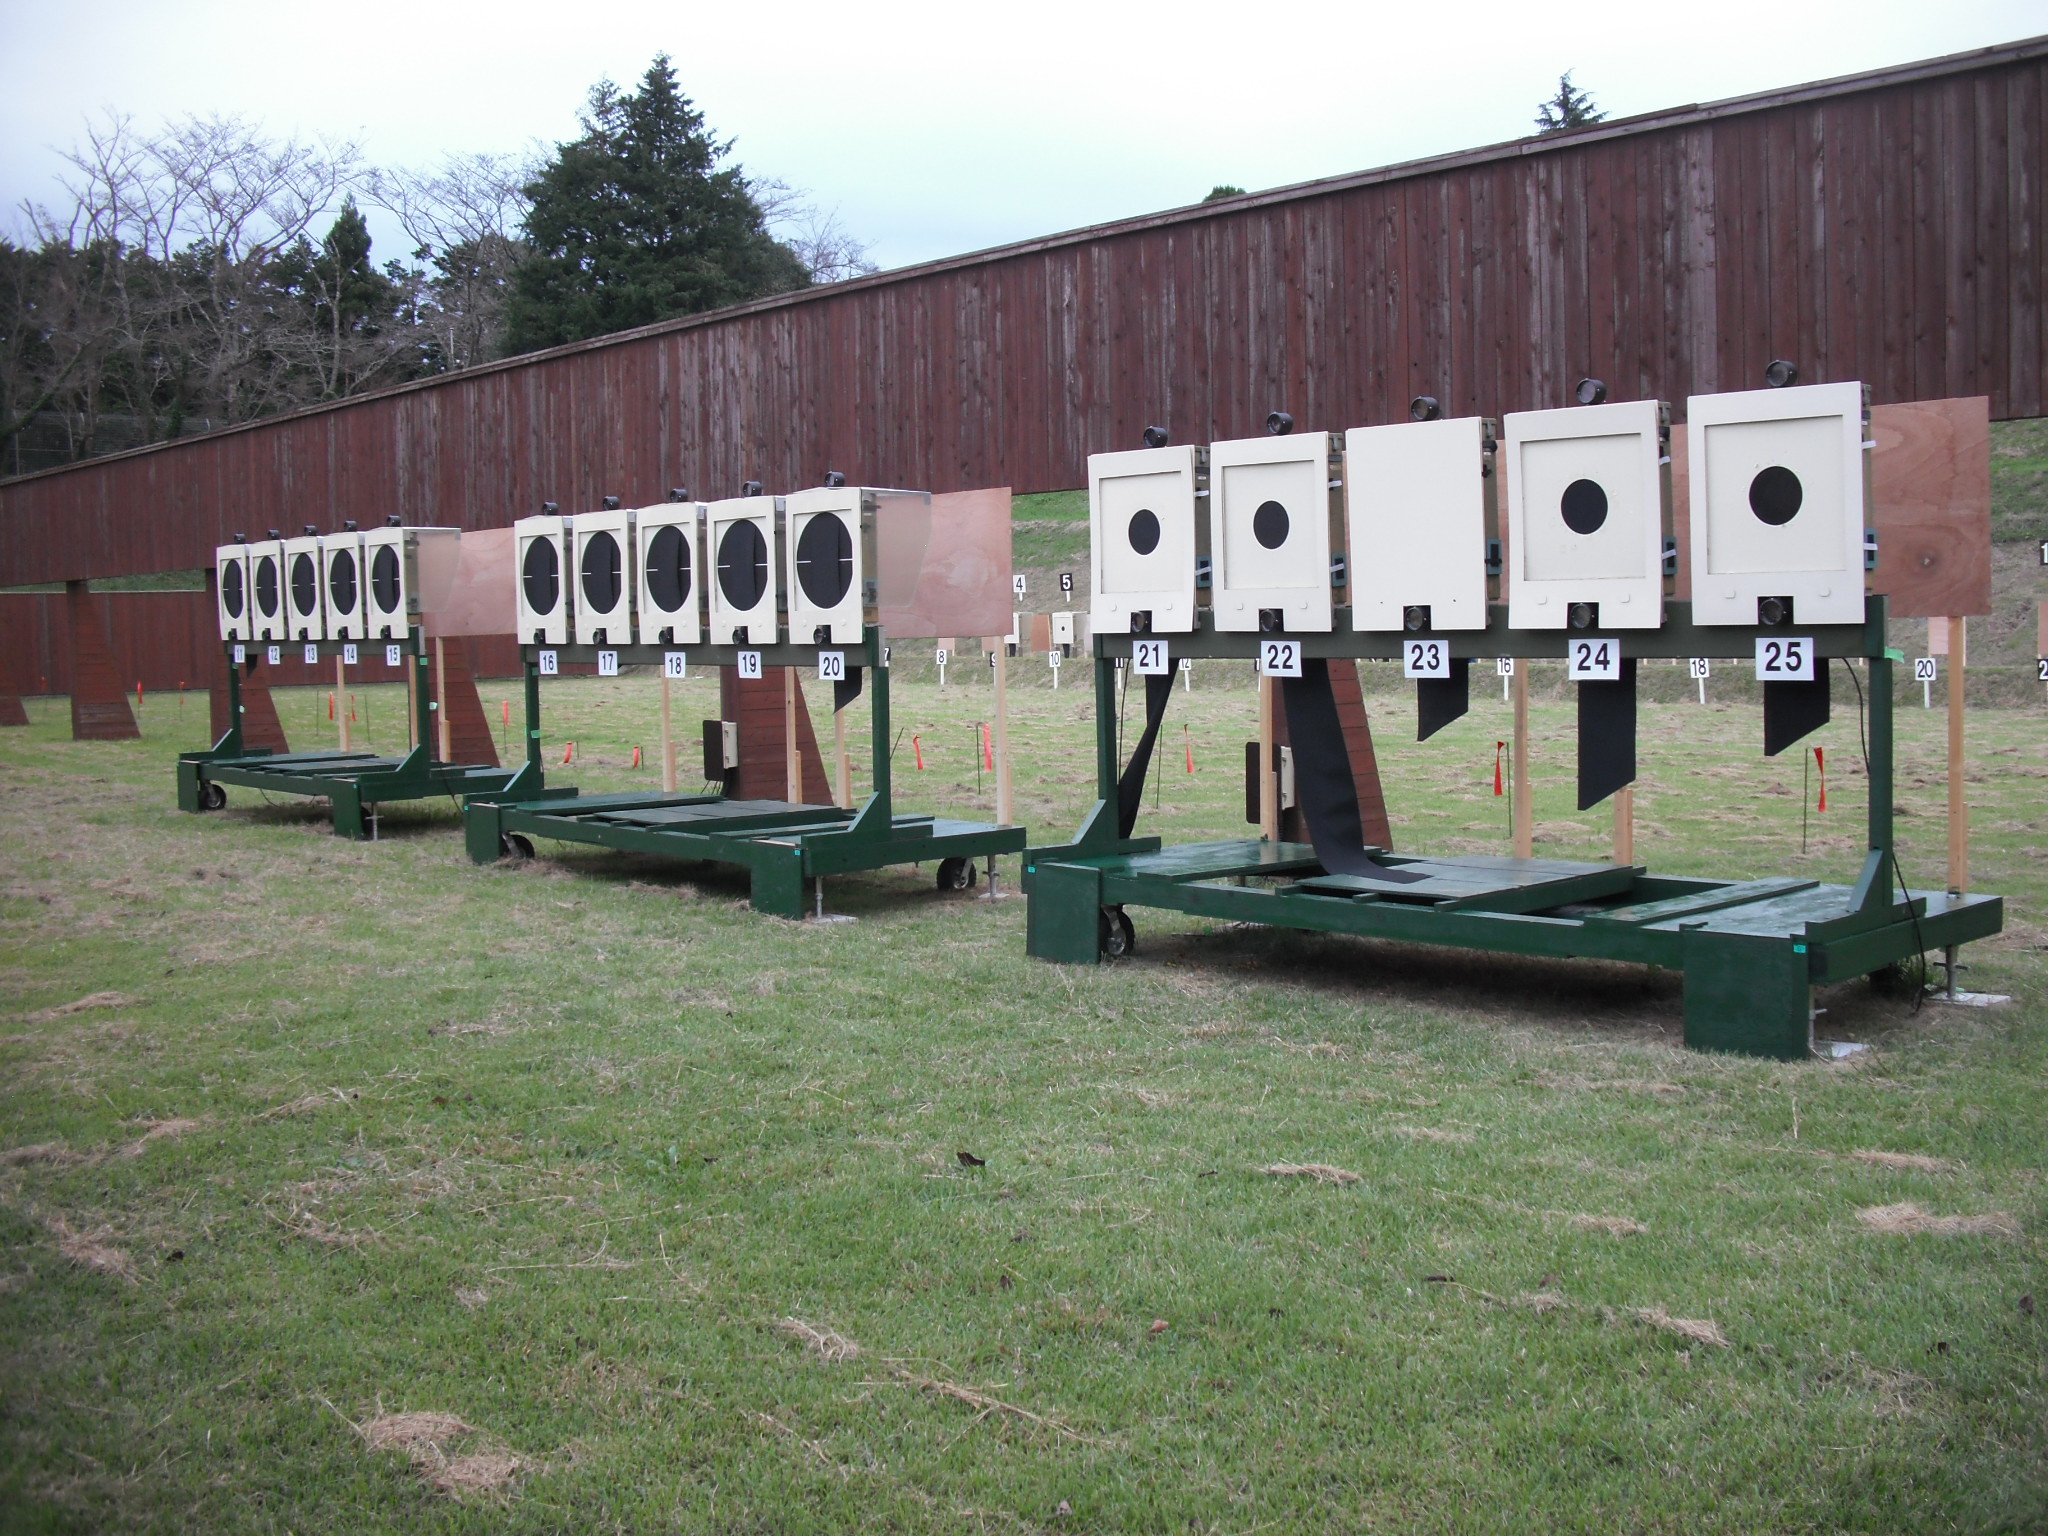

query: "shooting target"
(634, 502), (702, 645)
(1208, 432), (1340, 634)
(1346, 415), (1495, 631)
(1504, 399), (1669, 630)
(1089, 444), (1204, 635)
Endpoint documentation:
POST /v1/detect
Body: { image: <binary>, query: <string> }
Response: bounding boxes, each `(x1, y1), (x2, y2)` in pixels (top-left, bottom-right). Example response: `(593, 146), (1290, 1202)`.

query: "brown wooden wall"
(1, 38), (2042, 588)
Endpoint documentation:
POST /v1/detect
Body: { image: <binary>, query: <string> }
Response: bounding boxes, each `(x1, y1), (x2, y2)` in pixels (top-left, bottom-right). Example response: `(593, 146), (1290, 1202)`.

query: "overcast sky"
(2, 1), (2041, 273)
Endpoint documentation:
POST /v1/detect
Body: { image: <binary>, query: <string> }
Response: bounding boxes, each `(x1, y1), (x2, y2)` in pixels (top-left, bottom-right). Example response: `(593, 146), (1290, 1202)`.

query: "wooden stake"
(1511, 663), (1533, 859)
(1947, 615), (1968, 892)
(993, 643), (1013, 825)
(784, 667), (801, 804)
(1613, 784), (1634, 866)
(1257, 672), (1278, 842)
(336, 655), (349, 750)
(434, 636), (450, 762)
(660, 671), (677, 793)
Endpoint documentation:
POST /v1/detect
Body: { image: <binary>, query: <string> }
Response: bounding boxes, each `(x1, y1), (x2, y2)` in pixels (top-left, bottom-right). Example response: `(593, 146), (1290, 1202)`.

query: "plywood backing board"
(1269, 658), (1394, 852)
(1867, 397), (1992, 617)
(437, 637), (500, 767)
(421, 527), (516, 638)
(719, 666), (830, 805)
(876, 488), (1014, 641)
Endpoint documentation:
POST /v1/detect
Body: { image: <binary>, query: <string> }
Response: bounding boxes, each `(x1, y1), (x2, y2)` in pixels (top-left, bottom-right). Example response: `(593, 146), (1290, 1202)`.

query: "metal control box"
(1089, 444), (1206, 635)
(282, 534), (326, 641)
(1346, 416), (1496, 631)
(1687, 382), (1869, 627)
(635, 502), (703, 646)
(514, 513), (573, 646)
(215, 543), (251, 641)
(571, 506), (635, 646)
(1209, 432), (1343, 633)
(706, 494), (781, 645)
(784, 485), (876, 645)
(1504, 399), (1670, 630)
(322, 532), (367, 640)
(246, 538), (287, 642)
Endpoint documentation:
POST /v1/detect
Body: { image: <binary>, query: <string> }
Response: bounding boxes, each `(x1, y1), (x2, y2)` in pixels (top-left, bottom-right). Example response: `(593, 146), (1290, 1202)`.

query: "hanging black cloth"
(1116, 670), (1176, 838)
(1762, 674), (1830, 756)
(1577, 658), (1638, 810)
(1280, 658), (1427, 883)
(1416, 659), (1471, 742)
(834, 667), (863, 713)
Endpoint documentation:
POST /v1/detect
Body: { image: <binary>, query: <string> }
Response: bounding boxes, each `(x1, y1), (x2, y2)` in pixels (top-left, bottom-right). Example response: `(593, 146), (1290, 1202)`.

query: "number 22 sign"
(1258, 639), (1302, 678)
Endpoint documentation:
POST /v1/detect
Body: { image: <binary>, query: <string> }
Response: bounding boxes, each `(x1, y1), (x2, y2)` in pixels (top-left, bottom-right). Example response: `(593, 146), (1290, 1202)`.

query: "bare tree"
(372, 151), (536, 367)
(753, 176), (879, 285)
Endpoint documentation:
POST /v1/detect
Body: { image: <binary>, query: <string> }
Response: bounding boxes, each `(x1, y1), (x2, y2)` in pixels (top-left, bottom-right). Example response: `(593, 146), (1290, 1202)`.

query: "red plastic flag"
(1814, 746), (1827, 813)
(913, 733), (925, 770)
(983, 722), (994, 770)
(561, 741), (575, 765)
(328, 691), (336, 720)
(1494, 741), (1506, 797)
(1185, 724), (1195, 774)
(632, 745), (642, 769)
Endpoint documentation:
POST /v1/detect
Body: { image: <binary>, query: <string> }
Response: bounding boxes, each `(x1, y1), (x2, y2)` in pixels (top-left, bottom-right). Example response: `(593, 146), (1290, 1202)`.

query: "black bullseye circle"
(645, 524), (691, 612)
(580, 530), (622, 612)
(718, 520), (769, 611)
(254, 555), (279, 618)
(795, 513), (854, 608)
(1127, 508), (1161, 556)
(1560, 479), (1608, 535)
(522, 536), (559, 616)
(291, 552), (317, 616)
(221, 561), (245, 618)
(1252, 500), (1289, 549)
(371, 546), (401, 614)
(1748, 465), (1803, 525)
(327, 548), (357, 613)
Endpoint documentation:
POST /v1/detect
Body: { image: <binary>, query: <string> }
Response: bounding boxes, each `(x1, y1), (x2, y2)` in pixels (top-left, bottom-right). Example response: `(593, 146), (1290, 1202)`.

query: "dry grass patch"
(24, 992), (140, 1023)
(1847, 1150), (1958, 1174)
(1390, 1124), (1476, 1145)
(1260, 1162), (1361, 1185)
(46, 1214), (135, 1282)
(352, 1409), (522, 1500)
(1533, 1071), (1687, 1098)
(775, 1317), (862, 1363)
(2, 1142), (92, 1168)
(1571, 1214), (1648, 1236)
(1631, 1306), (1730, 1348)
(118, 1118), (203, 1157)
(1856, 1203), (2019, 1237)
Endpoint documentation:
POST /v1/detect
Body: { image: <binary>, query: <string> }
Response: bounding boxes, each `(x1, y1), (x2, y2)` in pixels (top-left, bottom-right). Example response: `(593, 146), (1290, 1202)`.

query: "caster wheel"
(200, 782), (227, 812)
(1100, 905), (1135, 958)
(936, 857), (977, 891)
(502, 833), (536, 861)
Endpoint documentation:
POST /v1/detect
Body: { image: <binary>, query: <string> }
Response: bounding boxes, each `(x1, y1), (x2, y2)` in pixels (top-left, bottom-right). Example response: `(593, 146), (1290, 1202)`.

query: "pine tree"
(1535, 72), (1606, 135)
(504, 56), (807, 353)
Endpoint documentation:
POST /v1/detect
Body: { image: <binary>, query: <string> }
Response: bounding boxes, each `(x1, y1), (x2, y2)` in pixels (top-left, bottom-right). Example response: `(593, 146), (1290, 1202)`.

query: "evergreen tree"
(1203, 184), (1247, 203)
(504, 56), (807, 353)
(1535, 72), (1606, 134)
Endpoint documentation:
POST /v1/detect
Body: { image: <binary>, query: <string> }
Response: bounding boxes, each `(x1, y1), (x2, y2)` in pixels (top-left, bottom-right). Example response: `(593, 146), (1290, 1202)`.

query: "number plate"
(342, 643), (358, 665)
(538, 650), (558, 676)
(663, 651), (687, 679)
(1060, 572), (1074, 594)
(1402, 638), (1450, 679)
(266, 645), (281, 666)
(1259, 639), (1303, 678)
(1012, 574), (1027, 598)
(1567, 638), (1620, 681)
(2038, 657), (2048, 683)
(303, 643), (319, 664)
(1048, 650), (1061, 668)
(1495, 657), (1514, 677)
(385, 644), (402, 668)
(818, 650), (845, 681)
(233, 644), (246, 664)
(1755, 636), (1814, 682)
(935, 647), (949, 667)
(1688, 657), (1710, 680)
(597, 649), (619, 677)
(1132, 639), (1169, 675)
(1913, 657), (1938, 682)
(736, 650), (763, 680)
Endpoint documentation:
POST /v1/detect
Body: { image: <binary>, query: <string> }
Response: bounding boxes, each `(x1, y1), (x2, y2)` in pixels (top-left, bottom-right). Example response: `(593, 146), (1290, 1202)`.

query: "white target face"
(1504, 399), (1668, 630)
(1208, 433), (1338, 634)
(513, 514), (572, 647)
(1346, 416), (1492, 631)
(705, 496), (779, 645)
(1688, 382), (1866, 626)
(1089, 445), (1201, 636)
(784, 486), (867, 646)
(321, 534), (366, 640)
(635, 504), (702, 646)
(215, 546), (250, 641)
(571, 508), (635, 646)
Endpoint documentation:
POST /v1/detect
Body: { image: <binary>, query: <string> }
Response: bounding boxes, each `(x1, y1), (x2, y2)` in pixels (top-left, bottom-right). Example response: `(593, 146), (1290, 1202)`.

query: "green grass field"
(1, 667), (2044, 1533)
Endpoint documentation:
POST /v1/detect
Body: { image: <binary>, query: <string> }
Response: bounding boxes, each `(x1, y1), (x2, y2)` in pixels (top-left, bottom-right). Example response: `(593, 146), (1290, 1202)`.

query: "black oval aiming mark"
(580, 530), (622, 612)
(795, 512), (854, 608)
(327, 548), (357, 613)
(221, 560), (245, 618)
(254, 555), (279, 617)
(645, 524), (691, 612)
(1127, 508), (1161, 556)
(717, 519), (770, 611)
(370, 545), (401, 614)
(1748, 465), (1803, 526)
(521, 536), (560, 616)
(1560, 479), (1609, 535)
(1252, 500), (1290, 550)
(291, 552), (318, 616)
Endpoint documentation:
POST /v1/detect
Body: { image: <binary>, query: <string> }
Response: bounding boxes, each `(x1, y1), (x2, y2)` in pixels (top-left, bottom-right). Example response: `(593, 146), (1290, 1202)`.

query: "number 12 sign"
(1567, 637), (1621, 681)
(1755, 636), (1814, 682)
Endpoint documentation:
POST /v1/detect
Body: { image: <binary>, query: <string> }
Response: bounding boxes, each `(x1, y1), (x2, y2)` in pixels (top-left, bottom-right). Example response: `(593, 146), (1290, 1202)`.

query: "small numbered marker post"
(233, 644), (246, 665)
(1567, 637), (1621, 682)
(1060, 572), (1074, 595)
(1013, 574), (1027, 599)
(1403, 638), (1451, 679)
(1915, 655), (1938, 707)
(597, 650), (619, 677)
(1689, 657), (1711, 680)
(2038, 657), (2048, 683)
(882, 646), (891, 668)
(342, 643), (358, 666)
(936, 646), (949, 685)
(386, 644), (403, 668)
(1133, 638), (1170, 675)
(818, 650), (845, 682)
(737, 650), (763, 680)
(303, 643), (319, 665)
(267, 645), (281, 666)
(538, 649), (559, 676)
(1258, 638), (1303, 678)
(1179, 655), (1193, 691)
(1754, 635), (1814, 682)
(1496, 657), (1514, 676)
(663, 651), (687, 680)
